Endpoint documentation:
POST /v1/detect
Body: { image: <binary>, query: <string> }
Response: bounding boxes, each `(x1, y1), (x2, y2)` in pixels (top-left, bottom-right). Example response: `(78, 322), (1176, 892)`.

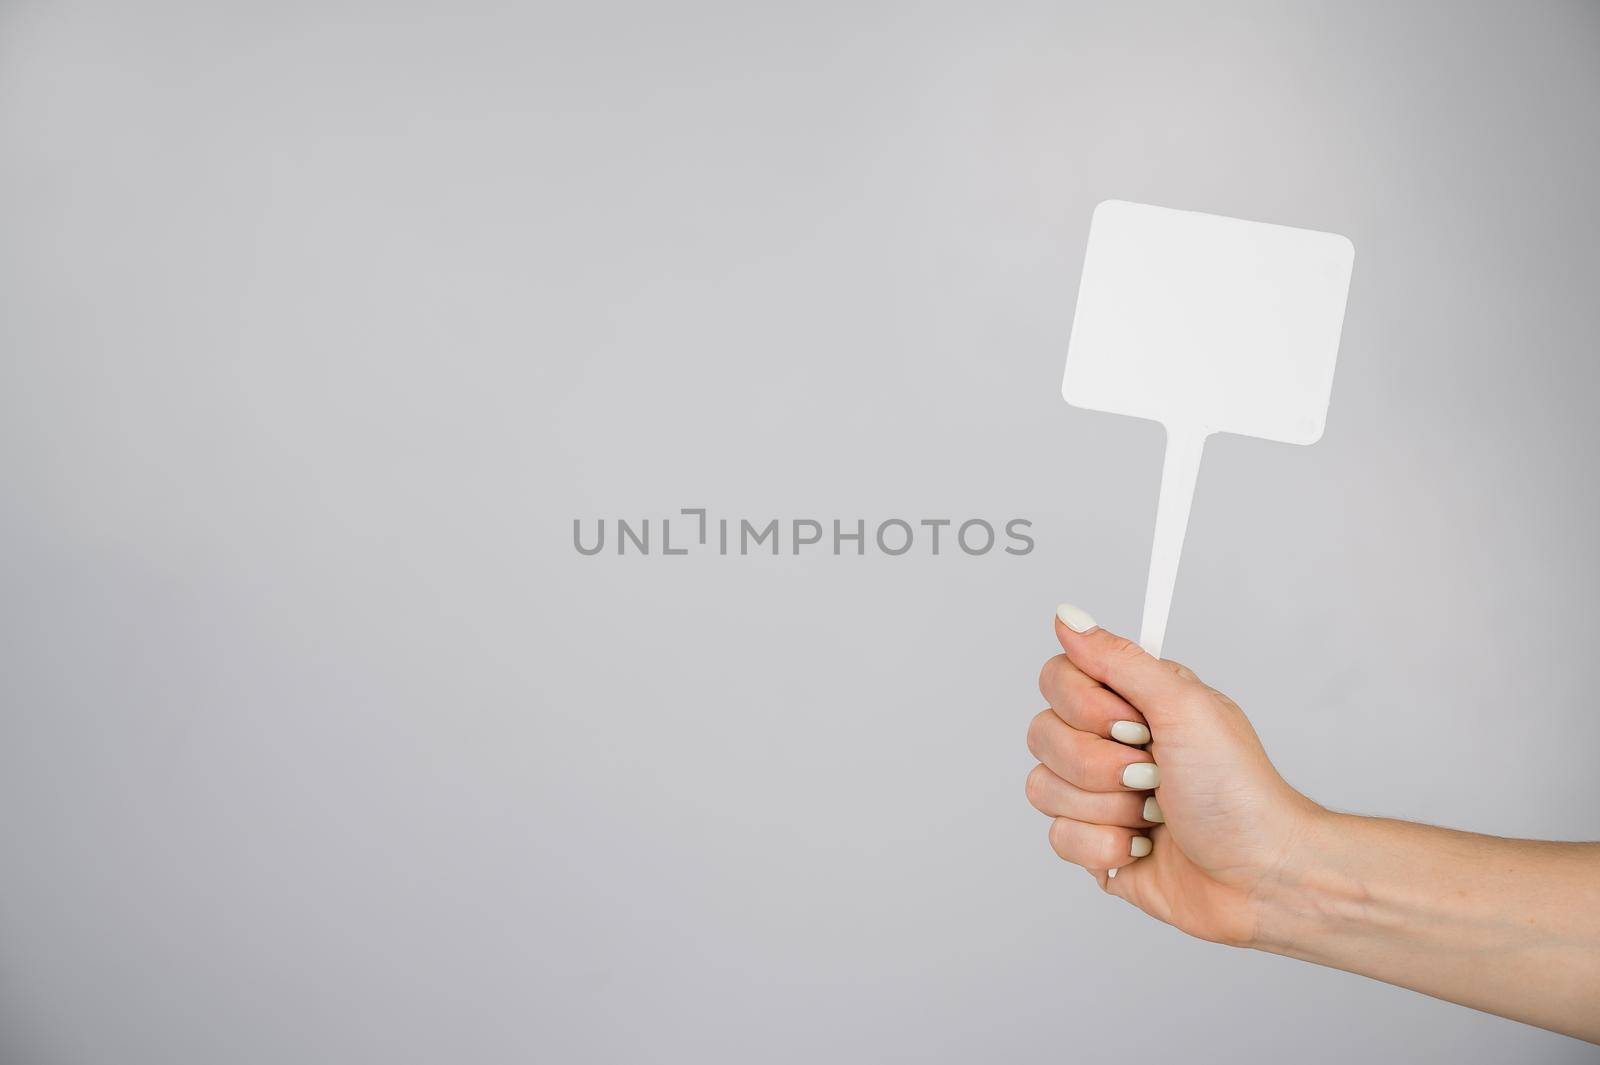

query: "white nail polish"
(1142, 796), (1165, 823)
(1130, 836), (1153, 858)
(1056, 603), (1098, 633)
(1121, 762), (1160, 789)
(1110, 720), (1151, 745)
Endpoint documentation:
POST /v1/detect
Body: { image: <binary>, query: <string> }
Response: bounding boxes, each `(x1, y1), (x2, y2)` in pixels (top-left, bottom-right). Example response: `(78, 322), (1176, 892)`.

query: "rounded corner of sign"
(1295, 421), (1329, 446)
(1091, 198), (1131, 221)
(1325, 231), (1356, 269)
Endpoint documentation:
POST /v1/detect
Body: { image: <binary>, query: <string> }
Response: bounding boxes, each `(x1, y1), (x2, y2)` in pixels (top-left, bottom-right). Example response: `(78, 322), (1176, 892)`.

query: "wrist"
(1244, 805), (1365, 957)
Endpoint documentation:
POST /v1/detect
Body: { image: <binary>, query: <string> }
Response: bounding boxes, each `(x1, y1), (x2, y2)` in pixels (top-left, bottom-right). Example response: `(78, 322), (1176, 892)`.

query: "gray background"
(2, 1), (1597, 1062)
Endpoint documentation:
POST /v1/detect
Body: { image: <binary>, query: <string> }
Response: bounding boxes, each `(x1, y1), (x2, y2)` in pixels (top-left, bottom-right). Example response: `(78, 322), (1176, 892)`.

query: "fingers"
(1025, 764), (1161, 827)
(1053, 604), (1202, 726)
(1038, 653), (1150, 744)
(1048, 816), (1154, 871)
(1029, 605), (1176, 884)
(1027, 709), (1160, 793)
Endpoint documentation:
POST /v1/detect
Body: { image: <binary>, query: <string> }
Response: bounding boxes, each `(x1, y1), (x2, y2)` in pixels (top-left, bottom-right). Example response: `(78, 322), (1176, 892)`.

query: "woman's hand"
(1026, 603), (1321, 945)
(1027, 602), (1600, 1044)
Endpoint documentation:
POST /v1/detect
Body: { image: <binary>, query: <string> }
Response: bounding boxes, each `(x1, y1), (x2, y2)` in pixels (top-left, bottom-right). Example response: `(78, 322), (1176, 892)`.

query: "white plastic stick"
(1138, 426), (1208, 659)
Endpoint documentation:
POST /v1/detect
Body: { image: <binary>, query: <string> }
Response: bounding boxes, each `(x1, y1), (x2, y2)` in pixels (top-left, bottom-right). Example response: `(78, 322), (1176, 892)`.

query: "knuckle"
(1093, 635), (1146, 679)
(1024, 764), (1050, 807)
(1103, 634), (1144, 662)
(1047, 818), (1073, 860)
(1025, 710), (1052, 758)
(1037, 655), (1067, 700)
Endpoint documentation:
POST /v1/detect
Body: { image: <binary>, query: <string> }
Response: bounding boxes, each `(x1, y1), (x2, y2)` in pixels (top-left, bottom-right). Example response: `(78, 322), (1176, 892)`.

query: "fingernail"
(1142, 796), (1164, 823)
(1110, 720), (1151, 745)
(1106, 867), (1118, 879)
(1056, 603), (1098, 633)
(1130, 836), (1153, 858)
(1121, 762), (1160, 789)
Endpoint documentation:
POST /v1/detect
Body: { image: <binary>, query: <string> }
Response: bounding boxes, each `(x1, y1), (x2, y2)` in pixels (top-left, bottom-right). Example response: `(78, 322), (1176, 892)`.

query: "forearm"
(1251, 811), (1600, 1042)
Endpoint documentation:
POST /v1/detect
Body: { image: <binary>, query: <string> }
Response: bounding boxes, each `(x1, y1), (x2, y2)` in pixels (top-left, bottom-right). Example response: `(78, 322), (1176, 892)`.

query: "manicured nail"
(1121, 762), (1160, 789)
(1056, 603), (1098, 633)
(1142, 796), (1164, 823)
(1110, 720), (1151, 745)
(1130, 836), (1153, 858)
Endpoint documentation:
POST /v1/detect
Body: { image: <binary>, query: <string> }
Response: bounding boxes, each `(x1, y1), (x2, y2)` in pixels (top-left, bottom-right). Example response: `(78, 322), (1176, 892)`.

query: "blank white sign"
(1063, 199), (1354, 444)
(1062, 199), (1355, 658)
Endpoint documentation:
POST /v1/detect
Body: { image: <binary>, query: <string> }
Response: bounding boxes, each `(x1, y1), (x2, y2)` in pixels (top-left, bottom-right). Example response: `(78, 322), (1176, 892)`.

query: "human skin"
(1026, 604), (1600, 1044)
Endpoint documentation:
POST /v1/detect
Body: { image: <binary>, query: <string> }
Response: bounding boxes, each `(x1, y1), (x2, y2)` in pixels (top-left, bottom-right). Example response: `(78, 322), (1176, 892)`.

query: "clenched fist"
(1025, 603), (1320, 947)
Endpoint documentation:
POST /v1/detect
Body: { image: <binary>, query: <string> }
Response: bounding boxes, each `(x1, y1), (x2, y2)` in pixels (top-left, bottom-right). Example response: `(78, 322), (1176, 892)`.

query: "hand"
(1027, 603), (1600, 1041)
(1025, 603), (1322, 946)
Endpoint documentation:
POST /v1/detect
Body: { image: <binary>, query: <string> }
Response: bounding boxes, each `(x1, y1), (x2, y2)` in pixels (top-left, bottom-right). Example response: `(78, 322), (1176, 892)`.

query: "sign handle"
(1139, 424), (1209, 659)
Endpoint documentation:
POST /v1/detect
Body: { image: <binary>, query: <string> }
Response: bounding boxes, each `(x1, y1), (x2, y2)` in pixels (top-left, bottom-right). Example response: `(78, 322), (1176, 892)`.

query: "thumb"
(1053, 603), (1200, 728)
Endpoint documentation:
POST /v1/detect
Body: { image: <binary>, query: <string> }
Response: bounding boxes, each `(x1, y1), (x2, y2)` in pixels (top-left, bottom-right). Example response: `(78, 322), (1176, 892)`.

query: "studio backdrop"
(1, 3), (1597, 1063)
